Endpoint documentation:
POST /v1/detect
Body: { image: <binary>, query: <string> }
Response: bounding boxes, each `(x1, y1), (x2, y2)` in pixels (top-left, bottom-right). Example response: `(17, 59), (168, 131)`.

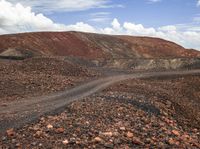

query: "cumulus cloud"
(0, 0), (200, 50)
(112, 18), (121, 30)
(0, 0), (96, 33)
(100, 19), (200, 50)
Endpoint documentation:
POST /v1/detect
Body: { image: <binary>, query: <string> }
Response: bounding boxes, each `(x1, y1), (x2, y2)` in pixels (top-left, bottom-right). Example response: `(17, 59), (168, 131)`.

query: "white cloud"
(7, 0), (120, 13)
(100, 19), (200, 50)
(64, 22), (96, 32)
(89, 12), (111, 23)
(112, 18), (121, 30)
(0, 0), (200, 50)
(148, 0), (162, 3)
(197, 0), (200, 6)
(158, 25), (177, 32)
(0, 0), (96, 33)
(123, 22), (156, 35)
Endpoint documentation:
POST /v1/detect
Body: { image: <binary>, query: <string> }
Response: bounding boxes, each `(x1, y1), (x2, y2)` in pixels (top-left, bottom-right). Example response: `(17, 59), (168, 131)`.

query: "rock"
(62, 139), (69, 145)
(11, 139), (16, 143)
(168, 138), (176, 145)
(94, 137), (103, 143)
(47, 124), (53, 129)
(112, 132), (119, 137)
(15, 143), (21, 147)
(39, 143), (43, 147)
(1, 136), (6, 141)
(1, 103), (8, 107)
(172, 130), (180, 136)
(31, 142), (37, 146)
(126, 131), (134, 138)
(181, 134), (190, 141)
(104, 143), (114, 148)
(6, 128), (15, 137)
(119, 127), (126, 131)
(132, 137), (143, 145)
(102, 132), (113, 137)
(35, 131), (43, 138)
(55, 128), (65, 133)
(193, 129), (198, 133)
(113, 138), (122, 145)
(69, 138), (76, 144)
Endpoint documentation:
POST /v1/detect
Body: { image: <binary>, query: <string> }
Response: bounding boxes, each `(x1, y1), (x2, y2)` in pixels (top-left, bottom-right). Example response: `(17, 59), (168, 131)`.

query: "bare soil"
(0, 57), (98, 103)
(0, 71), (200, 148)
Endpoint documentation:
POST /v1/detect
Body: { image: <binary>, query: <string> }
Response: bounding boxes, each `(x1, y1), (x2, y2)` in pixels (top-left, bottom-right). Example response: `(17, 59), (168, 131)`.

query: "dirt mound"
(0, 31), (199, 59)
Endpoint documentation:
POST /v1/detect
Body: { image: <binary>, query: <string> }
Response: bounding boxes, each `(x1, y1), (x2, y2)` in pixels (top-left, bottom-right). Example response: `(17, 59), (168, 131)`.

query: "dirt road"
(1, 69), (200, 133)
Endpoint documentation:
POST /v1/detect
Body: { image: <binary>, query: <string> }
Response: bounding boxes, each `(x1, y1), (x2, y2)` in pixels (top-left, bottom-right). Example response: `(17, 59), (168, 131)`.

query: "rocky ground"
(0, 57), (98, 103)
(0, 74), (200, 148)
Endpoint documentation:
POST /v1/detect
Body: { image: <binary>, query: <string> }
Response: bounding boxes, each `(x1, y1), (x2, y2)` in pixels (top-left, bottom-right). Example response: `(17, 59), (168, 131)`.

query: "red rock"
(6, 128), (15, 137)
(126, 132), (134, 138)
(47, 124), (53, 129)
(119, 127), (126, 131)
(172, 130), (180, 136)
(55, 128), (65, 133)
(94, 137), (103, 143)
(35, 131), (43, 138)
(168, 138), (176, 145)
(62, 139), (69, 145)
(101, 132), (113, 137)
(132, 137), (143, 145)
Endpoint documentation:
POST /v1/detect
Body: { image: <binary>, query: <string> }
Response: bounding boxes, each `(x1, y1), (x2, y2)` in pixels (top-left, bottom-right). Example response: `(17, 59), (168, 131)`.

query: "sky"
(0, 0), (200, 50)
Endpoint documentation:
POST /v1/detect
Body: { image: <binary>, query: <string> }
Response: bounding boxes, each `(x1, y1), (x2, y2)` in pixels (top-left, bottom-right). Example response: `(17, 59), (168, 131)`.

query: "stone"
(94, 137), (103, 143)
(6, 128), (15, 137)
(55, 128), (65, 133)
(168, 138), (176, 145)
(102, 132), (113, 137)
(119, 127), (126, 131)
(104, 143), (114, 148)
(69, 138), (76, 144)
(62, 139), (69, 145)
(31, 142), (37, 146)
(1, 136), (6, 141)
(126, 131), (134, 138)
(172, 130), (180, 136)
(35, 131), (43, 138)
(132, 137), (143, 145)
(47, 124), (53, 129)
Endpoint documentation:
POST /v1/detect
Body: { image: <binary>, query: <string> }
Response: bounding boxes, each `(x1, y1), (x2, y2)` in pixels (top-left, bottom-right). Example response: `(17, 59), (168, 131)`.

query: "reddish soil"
(118, 36), (200, 58)
(106, 75), (200, 130)
(0, 74), (200, 148)
(0, 57), (98, 103)
(0, 31), (200, 59)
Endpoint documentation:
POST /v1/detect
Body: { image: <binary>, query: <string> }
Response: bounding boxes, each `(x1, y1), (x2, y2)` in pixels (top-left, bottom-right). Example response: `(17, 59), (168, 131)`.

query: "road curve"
(0, 69), (200, 133)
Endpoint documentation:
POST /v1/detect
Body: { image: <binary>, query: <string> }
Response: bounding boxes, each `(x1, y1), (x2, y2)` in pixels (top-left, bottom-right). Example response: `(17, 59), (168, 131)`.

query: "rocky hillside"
(0, 31), (200, 59)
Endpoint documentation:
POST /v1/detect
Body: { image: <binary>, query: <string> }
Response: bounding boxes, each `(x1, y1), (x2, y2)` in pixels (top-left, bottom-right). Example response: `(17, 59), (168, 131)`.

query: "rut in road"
(0, 69), (200, 133)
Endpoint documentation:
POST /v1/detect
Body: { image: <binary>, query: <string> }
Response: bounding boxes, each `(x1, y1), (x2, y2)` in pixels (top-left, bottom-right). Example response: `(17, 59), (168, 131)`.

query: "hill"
(0, 31), (199, 59)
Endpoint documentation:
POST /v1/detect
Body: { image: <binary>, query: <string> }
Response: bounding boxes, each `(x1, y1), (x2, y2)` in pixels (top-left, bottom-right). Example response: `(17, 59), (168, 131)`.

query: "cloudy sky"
(0, 0), (200, 50)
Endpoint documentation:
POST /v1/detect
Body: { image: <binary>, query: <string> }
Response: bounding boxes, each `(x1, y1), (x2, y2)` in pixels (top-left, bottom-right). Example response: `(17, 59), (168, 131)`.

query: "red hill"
(0, 31), (199, 59)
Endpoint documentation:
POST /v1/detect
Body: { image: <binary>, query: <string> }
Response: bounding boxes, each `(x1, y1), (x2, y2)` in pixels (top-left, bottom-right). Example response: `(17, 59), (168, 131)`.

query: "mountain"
(0, 31), (200, 59)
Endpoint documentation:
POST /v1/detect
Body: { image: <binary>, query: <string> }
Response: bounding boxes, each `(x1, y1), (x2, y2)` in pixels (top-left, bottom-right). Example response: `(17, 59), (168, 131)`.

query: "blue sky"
(0, 0), (200, 49)
(47, 0), (200, 28)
